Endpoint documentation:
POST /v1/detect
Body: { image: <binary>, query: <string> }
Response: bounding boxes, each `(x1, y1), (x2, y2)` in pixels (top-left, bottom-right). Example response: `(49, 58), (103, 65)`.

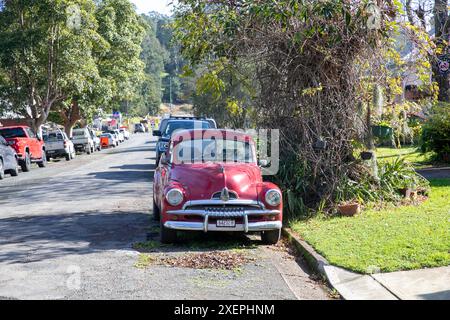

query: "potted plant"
(337, 201), (361, 216)
(371, 119), (393, 139)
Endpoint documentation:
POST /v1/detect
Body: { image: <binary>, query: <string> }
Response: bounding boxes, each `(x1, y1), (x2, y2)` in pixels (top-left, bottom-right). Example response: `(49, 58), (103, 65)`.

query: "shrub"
(336, 158), (429, 206)
(421, 103), (450, 163)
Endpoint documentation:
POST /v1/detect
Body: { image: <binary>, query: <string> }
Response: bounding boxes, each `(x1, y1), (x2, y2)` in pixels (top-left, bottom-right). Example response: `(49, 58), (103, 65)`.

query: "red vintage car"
(153, 129), (283, 244)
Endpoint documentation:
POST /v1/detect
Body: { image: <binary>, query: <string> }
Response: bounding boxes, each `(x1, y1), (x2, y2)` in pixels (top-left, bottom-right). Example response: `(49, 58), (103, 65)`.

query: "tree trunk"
(60, 100), (81, 138)
(434, 0), (450, 102)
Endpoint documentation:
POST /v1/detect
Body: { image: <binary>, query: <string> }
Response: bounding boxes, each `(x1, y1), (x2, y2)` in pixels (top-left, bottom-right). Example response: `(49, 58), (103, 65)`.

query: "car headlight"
(158, 142), (169, 152)
(166, 189), (184, 206)
(265, 189), (281, 206)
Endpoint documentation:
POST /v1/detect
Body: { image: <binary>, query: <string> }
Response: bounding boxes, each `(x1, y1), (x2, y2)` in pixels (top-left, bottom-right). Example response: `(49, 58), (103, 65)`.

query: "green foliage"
(421, 103), (450, 163)
(336, 158), (429, 205)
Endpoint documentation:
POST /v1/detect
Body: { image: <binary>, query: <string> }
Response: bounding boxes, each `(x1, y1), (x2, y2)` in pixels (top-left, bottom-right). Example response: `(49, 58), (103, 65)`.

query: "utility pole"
(169, 76), (173, 114)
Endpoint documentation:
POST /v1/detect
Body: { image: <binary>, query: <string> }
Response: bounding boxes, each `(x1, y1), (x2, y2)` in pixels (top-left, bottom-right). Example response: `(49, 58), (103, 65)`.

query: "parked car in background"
(153, 119), (215, 166)
(105, 130), (122, 144)
(119, 127), (130, 140)
(153, 129), (283, 244)
(0, 134), (19, 179)
(100, 133), (116, 148)
(72, 128), (95, 155)
(113, 129), (125, 143)
(43, 130), (75, 161)
(88, 128), (102, 152)
(134, 123), (145, 133)
(157, 116), (217, 138)
(0, 126), (46, 172)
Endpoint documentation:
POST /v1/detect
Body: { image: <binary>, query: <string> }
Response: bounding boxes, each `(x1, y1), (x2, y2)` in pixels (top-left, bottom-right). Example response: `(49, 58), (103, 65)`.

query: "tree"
(95, 0), (146, 113)
(0, 0), (104, 134)
(173, 0), (401, 207)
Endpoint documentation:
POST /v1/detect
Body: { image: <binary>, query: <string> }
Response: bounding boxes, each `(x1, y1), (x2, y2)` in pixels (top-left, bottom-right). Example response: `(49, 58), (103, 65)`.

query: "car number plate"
(216, 219), (236, 228)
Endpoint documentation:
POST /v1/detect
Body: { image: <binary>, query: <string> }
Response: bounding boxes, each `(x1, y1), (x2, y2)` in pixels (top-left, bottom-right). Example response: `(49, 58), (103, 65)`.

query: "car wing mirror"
(160, 154), (169, 166)
(258, 159), (270, 168)
(153, 130), (162, 137)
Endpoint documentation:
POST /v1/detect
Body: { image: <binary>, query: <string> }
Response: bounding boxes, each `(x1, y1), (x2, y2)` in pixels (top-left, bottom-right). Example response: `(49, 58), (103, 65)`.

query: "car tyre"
(37, 151), (47, 168)
(20, 152), (31, 172)
(153, 200), (160, 221)
(160, 220), (177, 244)
(261, 229), (281, 245)
(0, 160), (4, 180)
(9, 160), (19, 177)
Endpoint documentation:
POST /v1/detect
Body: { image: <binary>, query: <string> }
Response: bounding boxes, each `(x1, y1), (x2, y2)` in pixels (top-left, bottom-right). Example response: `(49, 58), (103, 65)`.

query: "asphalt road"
(0, 133), (330, 300)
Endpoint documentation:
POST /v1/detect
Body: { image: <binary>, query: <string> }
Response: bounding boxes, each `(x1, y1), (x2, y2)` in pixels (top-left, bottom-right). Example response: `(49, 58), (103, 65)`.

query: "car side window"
(0, 135), (6, 145)
(26, 128), (36, 138)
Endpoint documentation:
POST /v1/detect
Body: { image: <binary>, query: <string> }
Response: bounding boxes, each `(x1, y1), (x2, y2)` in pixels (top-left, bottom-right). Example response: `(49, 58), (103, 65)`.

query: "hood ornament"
(220, 187), (230, 202)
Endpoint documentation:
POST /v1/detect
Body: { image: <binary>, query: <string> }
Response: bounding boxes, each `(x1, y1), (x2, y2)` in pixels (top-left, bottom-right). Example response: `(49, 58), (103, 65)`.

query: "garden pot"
(338, 203), (361, 216)
(399, 188), (412, 198)
(371, 125), (393, 139)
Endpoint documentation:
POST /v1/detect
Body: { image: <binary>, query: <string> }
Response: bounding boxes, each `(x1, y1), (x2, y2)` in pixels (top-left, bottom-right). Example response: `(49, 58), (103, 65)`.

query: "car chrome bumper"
(166, 202), (281, 233)
(164, 220), (282, 232)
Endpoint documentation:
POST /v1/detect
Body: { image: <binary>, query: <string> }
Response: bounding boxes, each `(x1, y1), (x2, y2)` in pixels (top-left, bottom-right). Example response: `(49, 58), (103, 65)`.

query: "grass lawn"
(375, 146), (435, 168)
(290, 179), (450, 274)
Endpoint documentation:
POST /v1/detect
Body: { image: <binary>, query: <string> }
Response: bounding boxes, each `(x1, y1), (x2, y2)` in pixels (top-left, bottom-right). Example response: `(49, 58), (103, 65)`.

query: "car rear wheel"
(160, 220), (177, 244)
(20, 153), (31, 172)
(261, 229), (281, 245)
(0, 160), (5, 180)
(152, 200), (160, 221)
(37, 151), (47, 168)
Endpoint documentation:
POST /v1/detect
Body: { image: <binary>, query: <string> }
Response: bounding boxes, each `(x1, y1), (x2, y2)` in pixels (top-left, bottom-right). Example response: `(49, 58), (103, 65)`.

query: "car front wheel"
(160, 220), (177, 244)
(0, 160), (5, 180)
(9, 160), (19, 176)
(153, 200), (160, 221)
(20, 153), (31, 172)
(37, 151), (47, 168)
(261, 229), (281, 245)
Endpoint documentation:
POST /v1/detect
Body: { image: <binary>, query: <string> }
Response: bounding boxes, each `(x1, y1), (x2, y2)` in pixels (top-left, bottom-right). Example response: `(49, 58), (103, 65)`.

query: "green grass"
(375, 146), (435, 168)
(290, 179), (450, 274)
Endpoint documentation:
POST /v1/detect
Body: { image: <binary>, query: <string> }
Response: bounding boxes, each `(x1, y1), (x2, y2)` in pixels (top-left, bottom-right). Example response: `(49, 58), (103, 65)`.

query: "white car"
(44, 131), (76, 161)
(119, 128), (130, 140)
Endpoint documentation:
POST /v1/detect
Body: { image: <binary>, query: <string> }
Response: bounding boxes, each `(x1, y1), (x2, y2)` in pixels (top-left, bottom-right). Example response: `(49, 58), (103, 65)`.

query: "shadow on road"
(0, 211), (151, 264)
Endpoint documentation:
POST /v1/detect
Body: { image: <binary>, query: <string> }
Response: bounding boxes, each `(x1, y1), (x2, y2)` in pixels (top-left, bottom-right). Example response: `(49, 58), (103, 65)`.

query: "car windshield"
(0, 127), (27, 138)
(164, 121), (210, 137)
(173, 139), (255, 164)
(73, 130), (86, 136)
(44, 133), (63, 142)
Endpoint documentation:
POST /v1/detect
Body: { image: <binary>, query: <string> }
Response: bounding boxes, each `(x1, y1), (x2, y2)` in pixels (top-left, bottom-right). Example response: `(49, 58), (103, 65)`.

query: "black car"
(153, 119), (215, 165)
(0, 135), (19, 179)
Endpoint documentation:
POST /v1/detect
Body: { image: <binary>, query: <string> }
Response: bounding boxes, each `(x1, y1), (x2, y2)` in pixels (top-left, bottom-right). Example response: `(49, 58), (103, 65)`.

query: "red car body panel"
(0, 126), (45, 161)
(154, 129), (283, 228)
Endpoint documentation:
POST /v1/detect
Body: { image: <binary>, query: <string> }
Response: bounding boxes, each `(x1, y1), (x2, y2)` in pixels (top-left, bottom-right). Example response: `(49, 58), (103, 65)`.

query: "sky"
(130, 0), (176, 16)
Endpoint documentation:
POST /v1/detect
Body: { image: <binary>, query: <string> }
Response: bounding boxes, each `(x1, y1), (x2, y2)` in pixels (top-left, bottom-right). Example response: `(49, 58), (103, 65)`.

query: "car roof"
(171, 129), (255, 144)
(0, 125), (29, 129)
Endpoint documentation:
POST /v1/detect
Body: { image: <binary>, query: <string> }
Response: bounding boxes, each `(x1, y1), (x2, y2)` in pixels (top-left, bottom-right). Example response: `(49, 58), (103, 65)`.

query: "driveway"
(0, 133), (329, 300)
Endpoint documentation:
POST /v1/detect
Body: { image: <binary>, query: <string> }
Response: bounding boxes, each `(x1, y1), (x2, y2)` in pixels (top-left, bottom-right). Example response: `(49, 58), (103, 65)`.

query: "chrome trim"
(265, 189), (282, 206)
(182, 199), (265, 210)
(167, 209), (280, 216)
(164, 221), (282, 232)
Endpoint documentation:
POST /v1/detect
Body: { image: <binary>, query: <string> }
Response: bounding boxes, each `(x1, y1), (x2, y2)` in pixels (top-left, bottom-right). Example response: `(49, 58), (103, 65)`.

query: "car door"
(25, 128), (39, 159)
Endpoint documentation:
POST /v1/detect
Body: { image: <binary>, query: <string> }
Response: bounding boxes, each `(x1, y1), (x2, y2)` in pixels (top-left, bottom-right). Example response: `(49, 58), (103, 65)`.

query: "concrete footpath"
(284, 229), (450, 300)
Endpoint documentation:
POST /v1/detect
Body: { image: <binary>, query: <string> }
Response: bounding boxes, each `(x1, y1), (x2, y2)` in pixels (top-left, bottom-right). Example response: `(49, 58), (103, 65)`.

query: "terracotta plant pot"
(399, 188), (412, 198)
(338, 203), (361, 216)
